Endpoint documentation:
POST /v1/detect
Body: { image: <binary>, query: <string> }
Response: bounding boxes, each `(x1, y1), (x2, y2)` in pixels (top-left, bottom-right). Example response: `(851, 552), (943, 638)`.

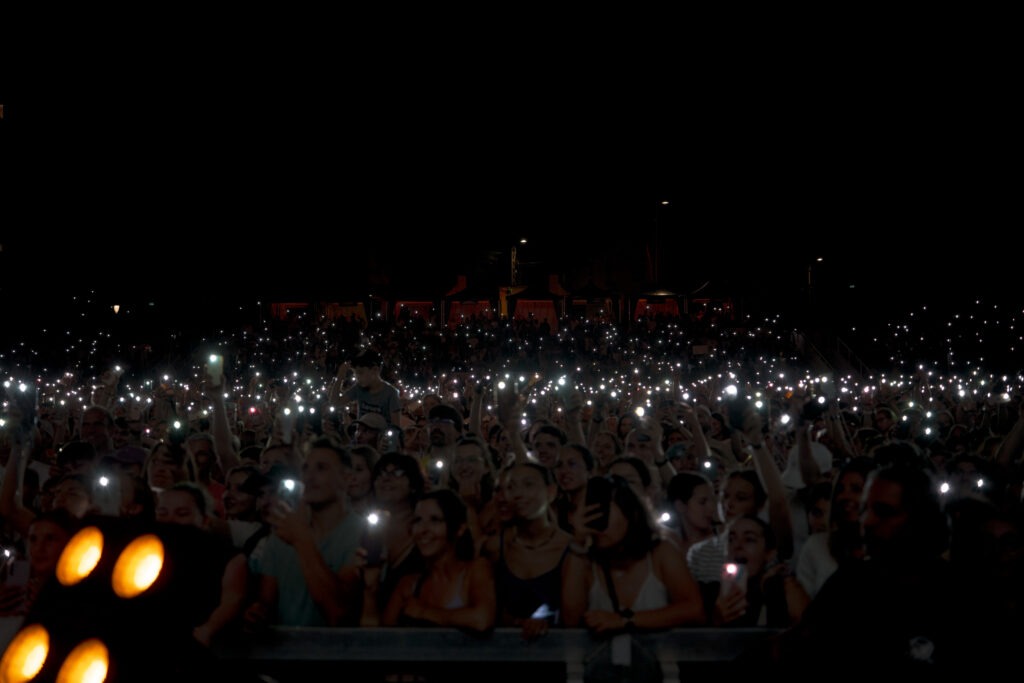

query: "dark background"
(2, 48), (1018, 331)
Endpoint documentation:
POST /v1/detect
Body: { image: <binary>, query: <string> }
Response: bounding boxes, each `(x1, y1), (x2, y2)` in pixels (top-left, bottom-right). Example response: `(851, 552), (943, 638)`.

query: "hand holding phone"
(207, 354), (224, 386)
(720, 562), (748, 596)
(276, 477), (305, 511)
(361, 510), (388, 566)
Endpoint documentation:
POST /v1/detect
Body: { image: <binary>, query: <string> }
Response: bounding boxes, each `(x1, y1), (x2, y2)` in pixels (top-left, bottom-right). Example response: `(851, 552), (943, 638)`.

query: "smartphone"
(5, 560), (30, 587)
(361, 510), (387, 566)
(276, 477), (305, 510)
(207, 354), (224, 385)
(725, 398), (748, 431)
(721, 561), (748, 595)
(93, 470), (122, 517)
(584, 476), (613, 531)
(279, 408), (296, 445)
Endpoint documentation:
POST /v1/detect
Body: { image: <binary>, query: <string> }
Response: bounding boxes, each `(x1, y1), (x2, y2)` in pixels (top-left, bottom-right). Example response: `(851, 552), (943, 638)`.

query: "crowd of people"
(1, 301), (1022, 679)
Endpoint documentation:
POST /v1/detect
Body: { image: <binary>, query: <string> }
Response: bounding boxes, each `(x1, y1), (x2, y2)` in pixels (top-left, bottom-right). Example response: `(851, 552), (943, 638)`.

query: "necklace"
(513, 526), (558, 551)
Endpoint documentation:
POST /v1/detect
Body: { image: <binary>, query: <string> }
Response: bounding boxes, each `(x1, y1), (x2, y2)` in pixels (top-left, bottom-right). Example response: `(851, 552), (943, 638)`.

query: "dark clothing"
(494, 531), (567, 624)
(770, 556), (985, 672)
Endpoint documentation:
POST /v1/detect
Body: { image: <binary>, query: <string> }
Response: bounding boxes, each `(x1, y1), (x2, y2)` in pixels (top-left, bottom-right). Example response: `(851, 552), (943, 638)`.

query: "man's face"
(80, 409), (112, 451)
(428, 418), (457, 448)
(353, 365), (378, 388)
(860, 477), (910, 560)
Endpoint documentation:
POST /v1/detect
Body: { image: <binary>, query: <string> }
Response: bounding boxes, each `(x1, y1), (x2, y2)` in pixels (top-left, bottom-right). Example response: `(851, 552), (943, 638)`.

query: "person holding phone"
(245, 435), (363, 628)
(698, 514), (799, 628)
(561, 474), (706, 635)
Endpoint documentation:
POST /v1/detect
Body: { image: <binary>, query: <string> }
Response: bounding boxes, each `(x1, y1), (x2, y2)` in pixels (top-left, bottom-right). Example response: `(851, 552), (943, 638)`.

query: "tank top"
(588, 554), (668, 613)
(495, 528), (568, 622)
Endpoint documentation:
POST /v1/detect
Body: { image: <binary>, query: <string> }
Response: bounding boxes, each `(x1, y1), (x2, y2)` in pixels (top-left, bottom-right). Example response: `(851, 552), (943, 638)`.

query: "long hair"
(417, 489), (475, 561)
(591, 474), (660, 563)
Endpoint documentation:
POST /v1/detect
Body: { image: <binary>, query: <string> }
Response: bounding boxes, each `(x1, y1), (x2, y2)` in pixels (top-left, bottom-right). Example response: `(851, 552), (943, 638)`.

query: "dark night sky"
(2, 53), (1018, 325)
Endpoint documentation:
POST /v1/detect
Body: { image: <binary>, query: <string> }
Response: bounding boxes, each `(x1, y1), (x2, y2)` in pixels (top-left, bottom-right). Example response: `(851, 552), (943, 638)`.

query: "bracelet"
(654, 458), (668, 467)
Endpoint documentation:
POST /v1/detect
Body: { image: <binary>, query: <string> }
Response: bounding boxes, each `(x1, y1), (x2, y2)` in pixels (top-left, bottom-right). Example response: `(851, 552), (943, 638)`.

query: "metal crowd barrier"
(215, 626), (782, 682)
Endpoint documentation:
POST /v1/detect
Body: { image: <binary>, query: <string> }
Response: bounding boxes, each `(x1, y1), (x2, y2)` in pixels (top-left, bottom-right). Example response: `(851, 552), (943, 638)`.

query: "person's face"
(721, 476), (757, 522)
(504, 465), (552, 521)
(452, 443), (486, 485)
(156, 490), (205, 528)
(665, 430), (685, 448)
(532, 433), (562, 469)
(374, 463), (411, 505)
(428, 418), (457, 448)
(834, 471), (866, 523)
(861, 477), (910, 560)
(52, 479), (91, 518)
(353, 365), (379, 388)
(727, 517), (770, 577)
(681, 482), (718, 535)
(27, 519), (71, 576)
(354, 424), (380, 446)
(223, 471), (257, 519)
(113, 425), (132, 449)
(489, 428), (510, 454)
(301, 447), (350, 505)
(874, 412), (894, 432)
(554, 447), (589, 494)
(626, 430), (657, 460)
(147, 448), (183, 492)
(808, 496), (830, 534)
(347, 454), (374, 501)
(411, 498), (454, 560)
(260, 446), (291, 471)
(616, 416), (635, 438)
(80, 409), (112, 451)
(188, 440), (215, 474)
(592, 434), (619, 469)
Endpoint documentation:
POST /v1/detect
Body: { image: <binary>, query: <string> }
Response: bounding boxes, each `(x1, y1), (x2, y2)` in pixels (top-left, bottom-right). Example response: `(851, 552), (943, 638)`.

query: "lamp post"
(510, 238), (526, 286)
(654, 201), (669, 283)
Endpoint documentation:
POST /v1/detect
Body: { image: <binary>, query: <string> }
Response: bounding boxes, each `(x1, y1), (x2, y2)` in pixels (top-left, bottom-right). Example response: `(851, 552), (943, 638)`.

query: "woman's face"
(373, 463), (412, 505)
(720, 475), (757, 522)
(682, 482), (718, 535)
(833, 471), (866, 523)
(592, 434), (619, 469)
(503, 465), (551, 521)
(554, 447), (589, 494)
(147, 446), (183, 492)
(532, 432), (562, 469)
(726, 517), (770, 577)
(223, 470), (257, 519)
(411, 498), (452, 560)
(347, 454), (373, 501)
(808, 496), (830, 534)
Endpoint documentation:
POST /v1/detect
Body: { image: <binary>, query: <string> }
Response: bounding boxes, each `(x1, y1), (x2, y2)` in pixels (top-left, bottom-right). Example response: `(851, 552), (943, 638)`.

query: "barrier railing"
(215, 626), (782, 682)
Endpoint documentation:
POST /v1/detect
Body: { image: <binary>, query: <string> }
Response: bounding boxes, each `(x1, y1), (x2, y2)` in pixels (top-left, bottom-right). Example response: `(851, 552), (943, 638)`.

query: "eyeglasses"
(377, 468), (406, 480)
(429, 418), (455, 426)
(453, 457), (482, 466)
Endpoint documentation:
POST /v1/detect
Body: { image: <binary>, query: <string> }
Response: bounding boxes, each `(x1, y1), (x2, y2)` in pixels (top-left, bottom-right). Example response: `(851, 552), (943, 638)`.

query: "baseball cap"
(355, 413), (388, 432)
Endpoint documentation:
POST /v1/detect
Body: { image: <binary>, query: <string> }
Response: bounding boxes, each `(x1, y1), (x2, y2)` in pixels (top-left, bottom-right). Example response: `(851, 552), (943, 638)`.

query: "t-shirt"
(342, 382), (401, 425)
(251, 513), (362, 626)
